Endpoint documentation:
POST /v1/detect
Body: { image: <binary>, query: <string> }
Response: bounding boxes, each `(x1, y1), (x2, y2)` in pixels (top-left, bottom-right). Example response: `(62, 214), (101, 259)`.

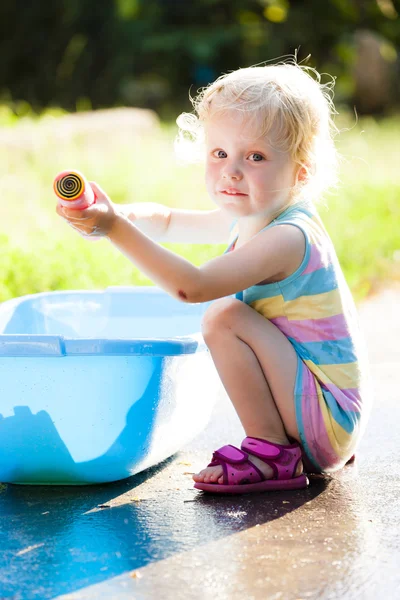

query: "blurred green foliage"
(0, 0), (399, 117)
(0, 111), (398, 301)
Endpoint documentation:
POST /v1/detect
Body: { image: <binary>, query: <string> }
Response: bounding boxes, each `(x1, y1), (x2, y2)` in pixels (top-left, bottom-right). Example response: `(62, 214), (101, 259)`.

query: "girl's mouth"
(220, 189), (248, 196)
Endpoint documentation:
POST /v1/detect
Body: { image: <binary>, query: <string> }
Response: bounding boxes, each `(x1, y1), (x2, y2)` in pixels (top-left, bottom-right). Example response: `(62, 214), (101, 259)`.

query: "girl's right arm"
(119, 203), (232, 244)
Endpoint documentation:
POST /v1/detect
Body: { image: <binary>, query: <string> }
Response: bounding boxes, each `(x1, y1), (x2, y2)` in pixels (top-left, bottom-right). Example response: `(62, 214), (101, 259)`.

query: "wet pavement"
(1, 288), (399, 600)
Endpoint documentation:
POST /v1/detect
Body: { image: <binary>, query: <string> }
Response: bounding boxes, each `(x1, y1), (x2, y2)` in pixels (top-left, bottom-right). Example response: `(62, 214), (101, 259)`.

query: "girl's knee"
(201, 297), (242, 337)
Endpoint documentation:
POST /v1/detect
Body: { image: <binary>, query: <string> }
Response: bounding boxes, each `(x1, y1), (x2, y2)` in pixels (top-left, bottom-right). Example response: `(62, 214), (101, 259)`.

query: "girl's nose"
(222, 165), (243, 181)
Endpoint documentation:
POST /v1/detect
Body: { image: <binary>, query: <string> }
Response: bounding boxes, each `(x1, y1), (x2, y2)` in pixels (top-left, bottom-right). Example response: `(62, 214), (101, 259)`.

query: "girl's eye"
(213, 150), (227, 158)
(249, 153), (264, 162)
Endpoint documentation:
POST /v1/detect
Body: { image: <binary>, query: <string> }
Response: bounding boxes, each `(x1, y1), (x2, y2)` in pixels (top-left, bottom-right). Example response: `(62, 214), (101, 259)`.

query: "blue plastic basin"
(0, 287), (218, 485)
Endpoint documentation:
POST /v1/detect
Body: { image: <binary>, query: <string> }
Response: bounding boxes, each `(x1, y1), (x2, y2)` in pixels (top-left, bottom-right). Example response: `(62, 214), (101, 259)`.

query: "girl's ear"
(297, 165), (308, 183)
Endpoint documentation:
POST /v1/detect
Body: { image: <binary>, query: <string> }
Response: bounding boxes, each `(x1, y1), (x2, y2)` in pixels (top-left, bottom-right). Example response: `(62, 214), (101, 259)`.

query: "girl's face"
(204, 110), (298, 220)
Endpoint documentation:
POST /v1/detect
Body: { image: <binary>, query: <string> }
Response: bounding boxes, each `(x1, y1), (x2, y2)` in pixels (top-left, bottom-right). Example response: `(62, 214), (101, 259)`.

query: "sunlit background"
(0, 0), (399, 301)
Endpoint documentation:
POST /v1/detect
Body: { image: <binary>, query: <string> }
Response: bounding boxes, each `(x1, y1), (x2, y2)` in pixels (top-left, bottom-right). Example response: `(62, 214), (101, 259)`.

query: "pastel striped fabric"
(228, 203), (371, 472)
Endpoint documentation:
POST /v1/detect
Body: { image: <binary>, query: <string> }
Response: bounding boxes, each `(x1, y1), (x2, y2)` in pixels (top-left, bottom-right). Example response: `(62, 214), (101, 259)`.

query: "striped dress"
(227, 202), (372, 473)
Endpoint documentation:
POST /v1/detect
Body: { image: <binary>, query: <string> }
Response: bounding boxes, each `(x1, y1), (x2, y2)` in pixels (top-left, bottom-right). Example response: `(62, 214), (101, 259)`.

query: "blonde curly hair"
(175, 60), (340, 203)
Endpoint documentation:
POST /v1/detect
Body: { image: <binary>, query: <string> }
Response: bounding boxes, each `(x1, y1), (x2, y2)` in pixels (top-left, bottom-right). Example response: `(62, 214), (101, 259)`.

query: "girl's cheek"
(205, 161), (218, 176)
(205, 162), (219, 186)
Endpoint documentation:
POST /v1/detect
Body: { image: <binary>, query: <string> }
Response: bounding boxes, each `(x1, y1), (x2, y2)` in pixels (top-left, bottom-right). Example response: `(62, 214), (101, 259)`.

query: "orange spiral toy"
(53, 170), (95, 210)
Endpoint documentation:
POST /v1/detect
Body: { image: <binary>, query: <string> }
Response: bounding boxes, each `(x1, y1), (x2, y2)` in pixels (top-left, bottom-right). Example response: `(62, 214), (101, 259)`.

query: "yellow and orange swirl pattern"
(54, 171), (85, 201)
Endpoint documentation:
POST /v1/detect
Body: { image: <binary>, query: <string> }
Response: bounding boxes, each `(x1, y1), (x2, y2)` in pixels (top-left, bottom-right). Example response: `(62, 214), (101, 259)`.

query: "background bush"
(1, 0), (399, 117)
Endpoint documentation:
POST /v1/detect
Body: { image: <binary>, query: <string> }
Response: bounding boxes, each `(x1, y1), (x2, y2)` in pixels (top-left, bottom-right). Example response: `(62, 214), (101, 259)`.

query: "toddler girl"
(57, 61), (371, 494)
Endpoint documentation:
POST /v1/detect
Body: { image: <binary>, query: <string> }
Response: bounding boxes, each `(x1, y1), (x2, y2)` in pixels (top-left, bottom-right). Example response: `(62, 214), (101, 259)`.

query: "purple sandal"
(194, 436), (309, 494)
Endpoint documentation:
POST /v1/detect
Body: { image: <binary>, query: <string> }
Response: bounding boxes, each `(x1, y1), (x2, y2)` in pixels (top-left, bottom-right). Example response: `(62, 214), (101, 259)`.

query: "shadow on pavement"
(0, 465), (329, 600)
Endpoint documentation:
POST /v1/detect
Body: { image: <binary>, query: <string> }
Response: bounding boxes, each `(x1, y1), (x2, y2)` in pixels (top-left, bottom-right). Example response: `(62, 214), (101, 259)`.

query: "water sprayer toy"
(53, 170), (95, 210)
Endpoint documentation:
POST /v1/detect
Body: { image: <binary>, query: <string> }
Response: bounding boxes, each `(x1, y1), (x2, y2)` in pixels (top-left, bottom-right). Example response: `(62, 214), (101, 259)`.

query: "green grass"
(324, 114), (400, 297)
(0, 108), (399, 302)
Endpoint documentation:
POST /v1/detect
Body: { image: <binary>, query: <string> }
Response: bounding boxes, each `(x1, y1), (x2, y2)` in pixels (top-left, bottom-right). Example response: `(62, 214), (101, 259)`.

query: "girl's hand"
(55, 181), (119, 238)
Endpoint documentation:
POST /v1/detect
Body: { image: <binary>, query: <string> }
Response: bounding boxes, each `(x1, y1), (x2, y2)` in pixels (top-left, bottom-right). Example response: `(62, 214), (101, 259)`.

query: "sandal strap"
(212, 445), (248, 464)
(241, 437), (302, 480)
(208, 445), (264, 485)
(241, 437), (282, 459)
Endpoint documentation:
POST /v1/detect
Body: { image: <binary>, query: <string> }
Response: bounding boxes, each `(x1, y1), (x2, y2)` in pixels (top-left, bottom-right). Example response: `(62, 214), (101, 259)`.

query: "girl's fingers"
(55, 181), (114, 238)
(55, 203), (64, 217)
(55, 182), (111, 219)
(56, 203), (91, 220)
(89, 181), (108, 200)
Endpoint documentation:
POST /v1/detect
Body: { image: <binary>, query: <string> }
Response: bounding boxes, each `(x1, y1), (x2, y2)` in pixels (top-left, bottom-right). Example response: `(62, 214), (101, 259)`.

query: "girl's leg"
(193, 297), (302, 485)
